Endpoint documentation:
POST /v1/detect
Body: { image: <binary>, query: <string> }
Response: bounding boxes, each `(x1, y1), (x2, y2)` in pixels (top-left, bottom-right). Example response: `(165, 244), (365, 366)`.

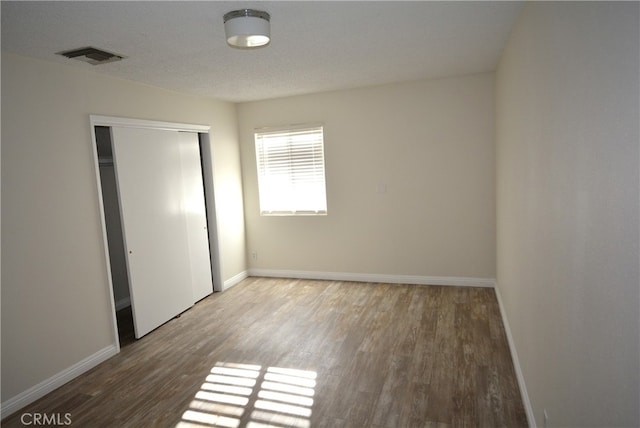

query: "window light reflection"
(257, 390), (314, 407)
(201, 381), (253, 396)
(267, 367), (317, 379)
(181, 410), (240, 428)
(211, 366), (261, 378)
(206, 374), (257, 387)
(175, 422), (212, 428)
(254, 399), (313, 417)
(250, 410), (311, 428)
(246, 421), (309, 428)
(260, 381), (315, 397)
(195, 390), (250, 406)
(263, 373), (317, 388)
(220, 362), (263, 371)
(179, 362), (317, 428)
(188, 400), (245, 417)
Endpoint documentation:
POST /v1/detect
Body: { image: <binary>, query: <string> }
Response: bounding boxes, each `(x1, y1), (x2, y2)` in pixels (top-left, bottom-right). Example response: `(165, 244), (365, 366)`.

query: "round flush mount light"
(223, 9), (271, 48)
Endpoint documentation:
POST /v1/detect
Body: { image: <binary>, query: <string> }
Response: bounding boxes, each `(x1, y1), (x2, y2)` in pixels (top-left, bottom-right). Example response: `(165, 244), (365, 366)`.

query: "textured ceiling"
(1, 1), (524, 103)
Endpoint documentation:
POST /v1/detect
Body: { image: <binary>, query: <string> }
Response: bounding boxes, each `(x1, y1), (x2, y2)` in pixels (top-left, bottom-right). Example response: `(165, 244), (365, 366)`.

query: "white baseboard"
(223, 270), (249, 291)
(247, 269), (495, 288)
(494, 284), (535, 427)
(0, 344), (118, 420)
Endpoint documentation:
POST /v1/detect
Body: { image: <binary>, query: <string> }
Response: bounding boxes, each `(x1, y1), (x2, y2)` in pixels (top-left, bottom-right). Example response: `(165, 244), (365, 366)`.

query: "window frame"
(254, 124), (328, 216)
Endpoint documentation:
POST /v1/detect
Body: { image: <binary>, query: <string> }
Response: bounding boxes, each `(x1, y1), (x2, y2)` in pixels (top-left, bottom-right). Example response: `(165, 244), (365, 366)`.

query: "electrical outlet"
(251, 251), (257, 261)
(543, 409), (549, 428)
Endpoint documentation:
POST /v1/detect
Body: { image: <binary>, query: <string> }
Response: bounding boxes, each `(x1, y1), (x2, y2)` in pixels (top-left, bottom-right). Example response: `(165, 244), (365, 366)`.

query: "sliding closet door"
(111, 126), (194, 338)
(178, 132), (213, 302)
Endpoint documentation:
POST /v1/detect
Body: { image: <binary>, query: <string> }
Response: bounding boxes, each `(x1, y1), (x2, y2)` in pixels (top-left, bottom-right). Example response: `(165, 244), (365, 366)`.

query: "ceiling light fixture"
(223, 9), (270, 48)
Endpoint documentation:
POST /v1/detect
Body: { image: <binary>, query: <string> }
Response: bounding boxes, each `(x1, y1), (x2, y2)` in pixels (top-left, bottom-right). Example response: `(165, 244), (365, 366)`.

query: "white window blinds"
(255, 125), (327, 215)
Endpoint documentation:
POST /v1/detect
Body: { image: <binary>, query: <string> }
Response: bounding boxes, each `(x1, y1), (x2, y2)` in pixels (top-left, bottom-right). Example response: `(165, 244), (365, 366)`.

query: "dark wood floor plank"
(2, 278), (528, 427)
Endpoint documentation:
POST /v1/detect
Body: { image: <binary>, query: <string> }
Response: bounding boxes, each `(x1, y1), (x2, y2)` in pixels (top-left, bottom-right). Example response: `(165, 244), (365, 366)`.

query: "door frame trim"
(91, 115), (211, 132)
(89, 115), (221, 352)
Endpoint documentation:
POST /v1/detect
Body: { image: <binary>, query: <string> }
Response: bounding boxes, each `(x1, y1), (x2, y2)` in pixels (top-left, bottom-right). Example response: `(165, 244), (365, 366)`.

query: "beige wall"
(1, 52), (246, 401)
(238, 73), (496, 279)
(496, 2), (639, 427)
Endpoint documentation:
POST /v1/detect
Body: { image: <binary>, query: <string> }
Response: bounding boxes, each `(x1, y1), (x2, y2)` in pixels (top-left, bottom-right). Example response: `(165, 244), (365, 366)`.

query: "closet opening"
(91, 116), (222, 350)
(95, 126), (135, 346)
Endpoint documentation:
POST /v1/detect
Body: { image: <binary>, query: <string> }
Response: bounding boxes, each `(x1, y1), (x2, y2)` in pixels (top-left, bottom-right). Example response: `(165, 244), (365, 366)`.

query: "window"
(255, 125), (327, 215)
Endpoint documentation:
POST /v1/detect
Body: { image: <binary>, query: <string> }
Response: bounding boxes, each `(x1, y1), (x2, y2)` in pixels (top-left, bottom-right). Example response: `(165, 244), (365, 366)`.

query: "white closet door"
(111, 126), (194, 338)
(178, 132), (213, 301)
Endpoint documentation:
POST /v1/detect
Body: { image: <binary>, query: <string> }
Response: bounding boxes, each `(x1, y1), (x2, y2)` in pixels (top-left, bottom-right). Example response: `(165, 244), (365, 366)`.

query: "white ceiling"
(1, 1), (523, 103)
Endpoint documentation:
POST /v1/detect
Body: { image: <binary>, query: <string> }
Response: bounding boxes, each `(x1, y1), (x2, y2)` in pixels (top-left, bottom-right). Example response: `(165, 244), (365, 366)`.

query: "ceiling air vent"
(56, 46), (124, 65)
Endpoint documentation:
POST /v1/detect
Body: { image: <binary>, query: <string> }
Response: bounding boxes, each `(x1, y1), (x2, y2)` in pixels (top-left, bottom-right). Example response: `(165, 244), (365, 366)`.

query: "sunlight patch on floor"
(177, 362), (317, 427)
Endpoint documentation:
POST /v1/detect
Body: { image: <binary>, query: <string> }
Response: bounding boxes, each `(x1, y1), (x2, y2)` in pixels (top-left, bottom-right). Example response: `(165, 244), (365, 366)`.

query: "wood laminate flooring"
(2, 277), (528, 427)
